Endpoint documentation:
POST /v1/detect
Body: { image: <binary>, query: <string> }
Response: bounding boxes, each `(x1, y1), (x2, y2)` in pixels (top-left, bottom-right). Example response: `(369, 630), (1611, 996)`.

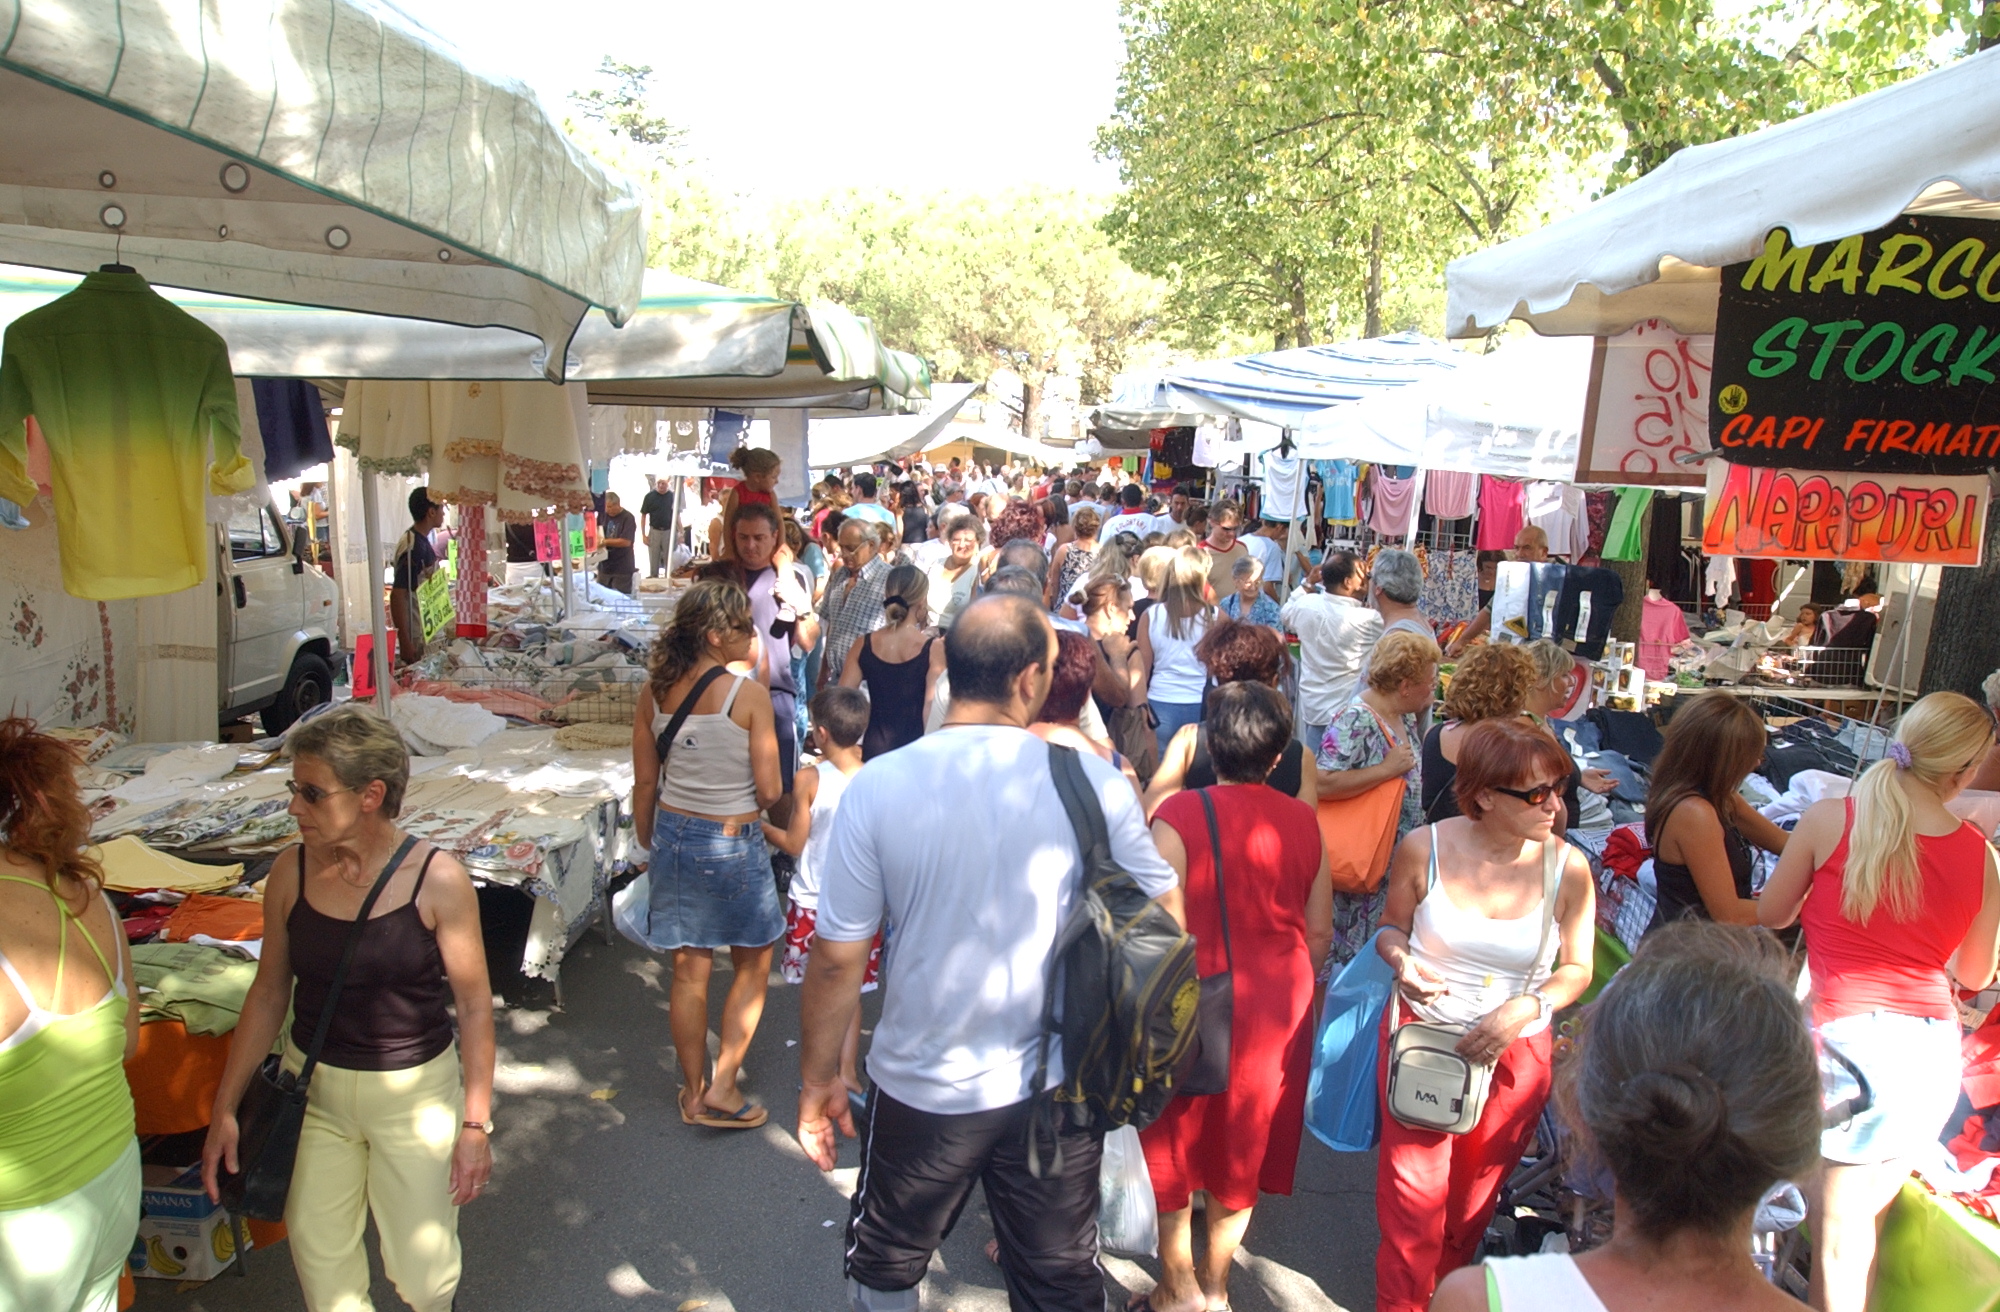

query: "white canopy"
(0, 0), (646, 377)
(1292, 334), (1592, 479)
(807, 385), (977, 468)
(1445, 45), (2000, 337)
(923, 424), (1076, 467)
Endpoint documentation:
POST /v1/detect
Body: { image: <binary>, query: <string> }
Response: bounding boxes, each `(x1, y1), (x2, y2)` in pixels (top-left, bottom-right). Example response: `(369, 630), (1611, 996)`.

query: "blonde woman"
(1761, 692), (2000, 1312)
(1137, 547), (1217, 756)
(1132, 543), (1177, 609)
(203, 707), (495, 1312)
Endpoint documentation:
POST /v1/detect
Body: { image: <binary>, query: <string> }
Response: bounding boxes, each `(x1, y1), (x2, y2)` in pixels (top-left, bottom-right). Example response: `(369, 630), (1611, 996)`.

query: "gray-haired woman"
(202, 707), (495, 1312)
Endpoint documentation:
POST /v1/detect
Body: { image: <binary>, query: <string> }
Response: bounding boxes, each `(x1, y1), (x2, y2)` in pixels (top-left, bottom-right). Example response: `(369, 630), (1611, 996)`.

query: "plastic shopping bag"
(1097, 1124), (1159, 1257)
(1304, 930), (1395, 1153)
(612, 872), (653, 950)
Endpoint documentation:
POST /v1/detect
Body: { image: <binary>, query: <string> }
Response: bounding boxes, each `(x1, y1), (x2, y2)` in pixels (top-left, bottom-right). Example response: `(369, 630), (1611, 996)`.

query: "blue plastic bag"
(1304, 929), (1394, 1152)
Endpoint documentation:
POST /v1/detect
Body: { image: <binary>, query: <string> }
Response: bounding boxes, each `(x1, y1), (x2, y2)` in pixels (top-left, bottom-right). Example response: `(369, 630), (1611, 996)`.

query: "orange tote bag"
(1315, 706), (1407, 894)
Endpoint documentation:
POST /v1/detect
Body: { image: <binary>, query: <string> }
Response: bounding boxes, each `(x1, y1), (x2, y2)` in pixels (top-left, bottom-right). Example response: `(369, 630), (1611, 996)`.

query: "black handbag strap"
(653, 664), (731, 765)
(295, 833), (420, 1087)
(1195, 789), (1233, 974)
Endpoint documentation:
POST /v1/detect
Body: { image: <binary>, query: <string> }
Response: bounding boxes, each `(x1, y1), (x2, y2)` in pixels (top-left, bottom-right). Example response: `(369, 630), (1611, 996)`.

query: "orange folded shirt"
(160, 893), (265, 943)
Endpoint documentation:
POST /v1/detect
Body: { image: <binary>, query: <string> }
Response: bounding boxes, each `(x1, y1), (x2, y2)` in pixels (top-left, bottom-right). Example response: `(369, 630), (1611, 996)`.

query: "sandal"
(693, 1100), (769, 1130)
(677, 1087), (705, 1126)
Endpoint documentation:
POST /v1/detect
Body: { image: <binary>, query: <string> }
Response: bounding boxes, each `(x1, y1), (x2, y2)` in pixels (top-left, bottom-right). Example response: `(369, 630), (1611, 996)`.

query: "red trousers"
(1373, 1021), (1552, 1312)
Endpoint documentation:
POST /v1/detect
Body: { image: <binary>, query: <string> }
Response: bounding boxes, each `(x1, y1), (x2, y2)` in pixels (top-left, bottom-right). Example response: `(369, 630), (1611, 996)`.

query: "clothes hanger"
(99, 228), (136, 274)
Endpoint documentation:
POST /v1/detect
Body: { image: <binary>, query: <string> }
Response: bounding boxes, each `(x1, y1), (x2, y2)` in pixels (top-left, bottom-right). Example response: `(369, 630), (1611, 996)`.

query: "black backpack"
(1028, 744), (1201, 1175)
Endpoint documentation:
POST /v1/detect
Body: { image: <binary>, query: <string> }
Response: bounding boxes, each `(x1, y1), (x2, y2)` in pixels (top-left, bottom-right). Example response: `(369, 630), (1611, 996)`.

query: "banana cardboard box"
(130, 1164), (248, 1280)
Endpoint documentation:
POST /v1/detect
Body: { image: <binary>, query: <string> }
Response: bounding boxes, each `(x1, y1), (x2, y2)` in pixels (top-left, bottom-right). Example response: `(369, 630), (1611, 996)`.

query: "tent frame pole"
(359, 469), (393, 715)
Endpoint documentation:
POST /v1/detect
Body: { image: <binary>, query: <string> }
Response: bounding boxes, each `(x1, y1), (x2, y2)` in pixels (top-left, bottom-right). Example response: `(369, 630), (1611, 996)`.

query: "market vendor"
(597, 491), (638, 596)
(1445, 525), (1549, 657)
(390, 486), (444, 665)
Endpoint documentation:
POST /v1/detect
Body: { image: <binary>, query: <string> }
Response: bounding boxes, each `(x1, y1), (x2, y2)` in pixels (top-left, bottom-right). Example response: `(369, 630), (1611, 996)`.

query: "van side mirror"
(291, 523), (308, 573)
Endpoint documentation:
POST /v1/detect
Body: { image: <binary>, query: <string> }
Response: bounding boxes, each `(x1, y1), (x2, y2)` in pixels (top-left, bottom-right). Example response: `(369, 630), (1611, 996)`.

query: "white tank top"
(652, 674), (760, 816)
(1406, 827), (1558, 1033)
(1146, 604), (1211, 703)
(789, 759), (851, 911)
(1486, 1254), (1610, 1311)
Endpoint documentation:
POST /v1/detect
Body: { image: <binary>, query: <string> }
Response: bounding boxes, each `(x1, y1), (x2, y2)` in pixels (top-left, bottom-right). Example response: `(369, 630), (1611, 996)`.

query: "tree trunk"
(1923, 479), (2000, 698)
(1018, 376), (1042, 440)
(1365, 221), (1384, 338)
(1288, 265), (1313, 349)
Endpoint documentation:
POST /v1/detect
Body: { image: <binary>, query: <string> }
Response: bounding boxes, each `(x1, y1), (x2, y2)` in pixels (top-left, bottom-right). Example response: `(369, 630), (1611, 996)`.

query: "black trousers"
(846, 1088), (1104, 1311)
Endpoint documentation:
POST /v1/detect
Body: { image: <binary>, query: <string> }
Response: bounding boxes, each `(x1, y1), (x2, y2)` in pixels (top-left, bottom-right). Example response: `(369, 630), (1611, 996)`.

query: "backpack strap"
(1027, 743), (1110, 1178)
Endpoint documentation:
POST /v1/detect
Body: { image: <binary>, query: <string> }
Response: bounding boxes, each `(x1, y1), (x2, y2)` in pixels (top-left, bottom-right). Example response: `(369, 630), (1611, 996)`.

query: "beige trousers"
(283, 1042), (464, 1312)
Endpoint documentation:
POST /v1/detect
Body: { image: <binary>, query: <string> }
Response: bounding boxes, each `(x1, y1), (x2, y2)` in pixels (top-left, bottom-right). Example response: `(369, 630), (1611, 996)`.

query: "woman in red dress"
(1139, 681), (1333, 1312)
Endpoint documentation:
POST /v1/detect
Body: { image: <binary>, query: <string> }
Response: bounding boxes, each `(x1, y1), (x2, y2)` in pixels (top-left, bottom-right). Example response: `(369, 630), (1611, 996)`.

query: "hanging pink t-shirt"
(1474, 476), (1526, 550)
(1424, 469), (1476, 519)
(1368, 471), (1418, 536)
(1637, 596), (1690, 680)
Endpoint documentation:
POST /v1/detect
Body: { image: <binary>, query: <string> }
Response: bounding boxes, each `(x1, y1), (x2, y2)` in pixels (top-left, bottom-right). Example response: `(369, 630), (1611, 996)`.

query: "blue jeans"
(1150, 699), (1203, 758)
(641, 812), (783, 950)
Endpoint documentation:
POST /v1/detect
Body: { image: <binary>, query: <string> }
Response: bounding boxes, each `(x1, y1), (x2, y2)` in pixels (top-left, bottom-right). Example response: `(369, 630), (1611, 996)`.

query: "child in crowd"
(713, 446), (783, 561)
(763, 687), (877, 1096)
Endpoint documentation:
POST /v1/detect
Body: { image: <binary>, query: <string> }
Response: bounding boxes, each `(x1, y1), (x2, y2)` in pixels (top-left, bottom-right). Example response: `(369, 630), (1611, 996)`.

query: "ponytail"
(1844, 691), (1994, 923)
(0, 717), (103, 909)
(880, 564), (927, 626)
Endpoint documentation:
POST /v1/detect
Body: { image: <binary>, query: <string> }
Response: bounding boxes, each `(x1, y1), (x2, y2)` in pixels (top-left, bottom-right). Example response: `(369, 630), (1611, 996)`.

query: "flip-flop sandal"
(677, 1088), (704, 1126)
(693, 1101), (769, 1130)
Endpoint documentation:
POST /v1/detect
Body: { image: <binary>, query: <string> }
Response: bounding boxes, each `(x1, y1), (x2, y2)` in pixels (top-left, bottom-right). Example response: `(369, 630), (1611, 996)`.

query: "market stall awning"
(807, 385), (977, 468)
(1096, 332), (1468, 432)
(1292, 334), (1593, 479)
(1444, 45), (2000, 337)
(0, 264), (930, 410)
(922, 424), (1076, 467)
(0, 0), (646, 378)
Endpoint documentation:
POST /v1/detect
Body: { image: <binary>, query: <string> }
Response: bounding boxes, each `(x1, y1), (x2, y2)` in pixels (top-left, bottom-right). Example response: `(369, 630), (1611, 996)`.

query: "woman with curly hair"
(980, 500), (1049, 578)
(1144, 617), (1319, 817)
(631, 579), (785, 1129)
(0, 718), (139, 1312)
(1419, 642), (1539, 824)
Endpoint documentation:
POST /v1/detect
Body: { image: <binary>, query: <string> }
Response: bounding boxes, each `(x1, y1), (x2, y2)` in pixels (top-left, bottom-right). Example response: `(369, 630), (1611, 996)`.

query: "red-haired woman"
(1372, 717), (1596, 1312)
(0, 719), (139, 1312)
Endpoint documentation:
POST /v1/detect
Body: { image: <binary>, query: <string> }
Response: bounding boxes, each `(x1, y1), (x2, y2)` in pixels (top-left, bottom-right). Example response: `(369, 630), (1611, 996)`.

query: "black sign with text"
(1710, 213), (2000, 474)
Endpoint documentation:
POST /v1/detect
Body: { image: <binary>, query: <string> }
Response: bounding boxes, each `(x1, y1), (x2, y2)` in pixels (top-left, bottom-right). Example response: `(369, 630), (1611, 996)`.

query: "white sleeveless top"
(652, 674), (759, 816)
(1145, 604), (1211, 703)
(1485, 1254), (1610, 1311)
(789, 759), (851, 911)
(1406, 827), (1558, 1034)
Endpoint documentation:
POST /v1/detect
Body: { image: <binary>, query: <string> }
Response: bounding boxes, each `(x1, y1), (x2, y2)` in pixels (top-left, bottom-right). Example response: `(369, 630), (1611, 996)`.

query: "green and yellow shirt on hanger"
(0, 270), (253, 600)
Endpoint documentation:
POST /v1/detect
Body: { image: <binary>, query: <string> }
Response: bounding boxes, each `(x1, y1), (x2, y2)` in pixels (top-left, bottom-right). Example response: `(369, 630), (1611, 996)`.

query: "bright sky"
(394, 0), (1127, 197)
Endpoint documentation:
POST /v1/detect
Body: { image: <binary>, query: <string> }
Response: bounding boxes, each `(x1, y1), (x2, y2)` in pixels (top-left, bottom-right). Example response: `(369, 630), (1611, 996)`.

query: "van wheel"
(263, 651), (334, 735)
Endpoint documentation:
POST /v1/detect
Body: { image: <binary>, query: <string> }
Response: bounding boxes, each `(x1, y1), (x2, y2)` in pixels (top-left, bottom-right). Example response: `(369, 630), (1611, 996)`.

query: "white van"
(219, 502), (341, 733)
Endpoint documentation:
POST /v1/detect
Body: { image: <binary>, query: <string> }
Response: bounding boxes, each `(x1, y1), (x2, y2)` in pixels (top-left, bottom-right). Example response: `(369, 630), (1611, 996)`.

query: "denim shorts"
(1818, 1010), (1963, 1165)
(638, 811), (783, 951)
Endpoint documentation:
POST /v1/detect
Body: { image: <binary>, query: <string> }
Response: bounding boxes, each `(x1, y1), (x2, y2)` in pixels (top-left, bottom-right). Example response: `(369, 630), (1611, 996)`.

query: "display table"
(1874, 1180), (2000, 1311)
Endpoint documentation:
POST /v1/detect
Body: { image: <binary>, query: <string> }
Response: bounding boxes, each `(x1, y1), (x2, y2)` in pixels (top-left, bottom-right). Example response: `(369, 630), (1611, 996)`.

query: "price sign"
(567, 514), (585, 561)
(446, 538), (458, 581)
(533, 519), (560, 562)
(416, 568), (453, 641)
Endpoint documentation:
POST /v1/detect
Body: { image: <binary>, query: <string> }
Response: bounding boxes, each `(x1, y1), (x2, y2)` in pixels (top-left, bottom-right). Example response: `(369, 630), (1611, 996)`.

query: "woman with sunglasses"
(1760, 691), (2000, 1312)
(201, 706), (495, 1312)
(1372, 716), (1595, 1312)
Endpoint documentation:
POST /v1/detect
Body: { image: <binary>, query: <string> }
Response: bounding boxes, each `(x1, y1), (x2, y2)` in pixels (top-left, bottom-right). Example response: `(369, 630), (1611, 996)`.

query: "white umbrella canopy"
(1445, 45), (2000, 338)
(1292, 334), (1592, 479)
(0, 0), (646, 378)
(807, 384), (977, 469)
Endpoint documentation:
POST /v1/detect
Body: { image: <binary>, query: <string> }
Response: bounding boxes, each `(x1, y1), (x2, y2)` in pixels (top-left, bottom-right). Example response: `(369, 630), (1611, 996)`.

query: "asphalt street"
(136, 933), (1380, 1312)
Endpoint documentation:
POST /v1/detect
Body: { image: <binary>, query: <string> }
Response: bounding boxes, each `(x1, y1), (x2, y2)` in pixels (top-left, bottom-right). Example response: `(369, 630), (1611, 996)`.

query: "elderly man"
(735, 502), (820, 790)
(640, 476), (675, 578)
(818, 519), (892, 687)
(596, 492), (638, 596)
(1282, 550), (1383, 751)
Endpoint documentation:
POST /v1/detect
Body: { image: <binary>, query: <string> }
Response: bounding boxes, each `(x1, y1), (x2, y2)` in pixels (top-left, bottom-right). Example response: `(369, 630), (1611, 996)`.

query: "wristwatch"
(1529, 989), (1553, 1024)
(463, 1119), (493, 1135)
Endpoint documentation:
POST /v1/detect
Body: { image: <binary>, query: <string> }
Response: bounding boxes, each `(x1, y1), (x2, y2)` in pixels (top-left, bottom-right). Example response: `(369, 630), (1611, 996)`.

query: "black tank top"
(288, 846), (454, 1072)
(1185, 726), (1304, 797)
(858, 633), (935, 760)
(1648, 809), (1753, 933)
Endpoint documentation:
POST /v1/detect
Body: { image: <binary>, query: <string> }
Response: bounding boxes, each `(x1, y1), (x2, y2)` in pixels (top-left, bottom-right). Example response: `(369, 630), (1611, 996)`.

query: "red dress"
(1142, 784), (1323, 1211)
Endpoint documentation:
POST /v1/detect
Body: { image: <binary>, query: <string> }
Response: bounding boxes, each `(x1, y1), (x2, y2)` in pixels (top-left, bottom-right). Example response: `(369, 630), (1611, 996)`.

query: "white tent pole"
(359, 469), (393, 715)
(1405, 467), (1428, 544)
(324, 454), (347, 648)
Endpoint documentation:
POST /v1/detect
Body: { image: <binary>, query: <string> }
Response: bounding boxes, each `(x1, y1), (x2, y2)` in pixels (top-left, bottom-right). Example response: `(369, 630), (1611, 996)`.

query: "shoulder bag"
(1316, 703), (1408, 895)
(219, 834), (420, 1220)
(615, 665), (735, 948)
(1385, 833), (1561, 1136)
(1174, 789), (1235, 1096)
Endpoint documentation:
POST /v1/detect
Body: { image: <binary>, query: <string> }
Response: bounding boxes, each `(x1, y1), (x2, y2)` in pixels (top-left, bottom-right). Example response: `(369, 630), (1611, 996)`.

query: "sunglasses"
(286, 780), (355, 805)
(1491, 781), (1563, 808)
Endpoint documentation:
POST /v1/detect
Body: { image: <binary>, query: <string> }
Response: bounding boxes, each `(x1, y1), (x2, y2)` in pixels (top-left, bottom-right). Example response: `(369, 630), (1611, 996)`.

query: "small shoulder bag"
(219, 834), (420, 1219)
(1385, 833), (1561, 1136)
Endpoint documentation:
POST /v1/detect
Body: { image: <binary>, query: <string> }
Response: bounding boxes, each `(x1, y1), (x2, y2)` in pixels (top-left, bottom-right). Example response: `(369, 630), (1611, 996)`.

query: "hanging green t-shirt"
(0, 271), (253, 600)
(1601, 487), (1654, 562)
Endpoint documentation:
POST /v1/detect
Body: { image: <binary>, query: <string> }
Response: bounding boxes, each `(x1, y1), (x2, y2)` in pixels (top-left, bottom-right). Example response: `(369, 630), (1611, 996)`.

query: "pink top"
(1474, 476), (1526, 550)
(1425, 469), (1477, 520)
(1801, 800), (1987, 1025)
(1635, 596), (1688, 680)
(1368, 472), (1418, 535)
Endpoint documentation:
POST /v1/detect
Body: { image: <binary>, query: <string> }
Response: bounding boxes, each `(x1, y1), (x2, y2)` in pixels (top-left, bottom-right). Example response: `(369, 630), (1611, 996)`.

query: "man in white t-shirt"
(1150, 481), (1194, 537)
(797, 594), (1183, 1312)
(1100, 483), (1156, 542)
(1281, 549), (1382, 751)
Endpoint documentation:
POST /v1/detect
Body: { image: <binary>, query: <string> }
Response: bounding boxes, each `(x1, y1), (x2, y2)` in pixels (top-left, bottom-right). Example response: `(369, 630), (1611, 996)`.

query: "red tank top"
(737, 488), (775, 507)
(1800, 800), (1987, 1024)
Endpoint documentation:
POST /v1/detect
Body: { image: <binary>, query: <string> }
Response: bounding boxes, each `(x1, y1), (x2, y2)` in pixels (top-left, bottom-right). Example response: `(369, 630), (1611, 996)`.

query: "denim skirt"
(639, 811), (784, 950)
